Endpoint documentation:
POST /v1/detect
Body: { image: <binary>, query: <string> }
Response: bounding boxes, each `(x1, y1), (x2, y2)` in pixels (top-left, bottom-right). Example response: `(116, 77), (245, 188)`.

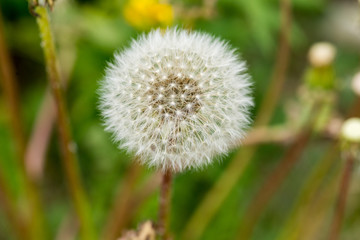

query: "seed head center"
(147, 74), (202, 120)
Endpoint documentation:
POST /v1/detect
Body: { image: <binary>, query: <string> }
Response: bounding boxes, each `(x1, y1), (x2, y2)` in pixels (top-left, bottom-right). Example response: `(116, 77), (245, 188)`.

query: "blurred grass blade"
(276, 143), (339, 240)
(0, 7), (46, 240)
(236, 128), (312, 240)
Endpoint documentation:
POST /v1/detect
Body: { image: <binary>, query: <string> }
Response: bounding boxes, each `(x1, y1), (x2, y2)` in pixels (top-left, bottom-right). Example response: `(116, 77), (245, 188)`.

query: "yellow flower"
(123, 0), (174, 31)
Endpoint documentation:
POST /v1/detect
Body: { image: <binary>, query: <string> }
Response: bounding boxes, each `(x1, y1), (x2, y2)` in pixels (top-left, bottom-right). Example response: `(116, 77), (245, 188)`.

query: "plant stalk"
(158, 170), (173, 240)
(33, 6), (95, 240)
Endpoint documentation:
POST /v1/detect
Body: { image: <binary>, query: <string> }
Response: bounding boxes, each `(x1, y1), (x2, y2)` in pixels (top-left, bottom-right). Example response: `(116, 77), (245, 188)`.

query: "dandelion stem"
(33, 6), (95, 240)
(158, 169), (172, 240)
(328, 152), (355, 240)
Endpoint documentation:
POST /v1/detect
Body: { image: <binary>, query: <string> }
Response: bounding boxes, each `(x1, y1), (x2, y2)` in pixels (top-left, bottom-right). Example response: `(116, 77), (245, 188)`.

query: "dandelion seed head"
(99, 28), (253, 172)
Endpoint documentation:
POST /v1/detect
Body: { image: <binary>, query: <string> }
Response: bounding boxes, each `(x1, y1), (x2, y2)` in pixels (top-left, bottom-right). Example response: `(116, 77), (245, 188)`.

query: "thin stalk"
(328, 152), (355, 240)
(240, 126), (295, 147)
(158, 170), (172, 240)
(181, 0), (292, 238)
(33, 6), (95, 240)
(0, 9), (46, 240)
(25, 28), (76, 181)
(236, 128), (312, 240)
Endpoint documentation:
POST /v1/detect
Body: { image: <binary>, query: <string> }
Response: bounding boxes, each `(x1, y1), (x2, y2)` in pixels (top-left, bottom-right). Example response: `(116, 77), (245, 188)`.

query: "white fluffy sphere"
(308, 42), (336, 68)
(341, 118), (360, 143)
(99, 28), (253, 171)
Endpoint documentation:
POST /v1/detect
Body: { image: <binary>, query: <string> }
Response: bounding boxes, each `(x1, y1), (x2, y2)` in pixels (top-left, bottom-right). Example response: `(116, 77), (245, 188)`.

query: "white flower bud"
(341, 118), (360, 143)
(308, 42), (336, 68)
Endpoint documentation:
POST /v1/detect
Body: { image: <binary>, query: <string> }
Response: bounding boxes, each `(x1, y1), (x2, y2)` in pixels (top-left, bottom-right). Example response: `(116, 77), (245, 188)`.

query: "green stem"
(33, 6), (95, 240)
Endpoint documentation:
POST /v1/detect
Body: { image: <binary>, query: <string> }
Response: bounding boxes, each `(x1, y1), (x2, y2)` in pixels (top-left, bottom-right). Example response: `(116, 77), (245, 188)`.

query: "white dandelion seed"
(99, 28), (253, 172)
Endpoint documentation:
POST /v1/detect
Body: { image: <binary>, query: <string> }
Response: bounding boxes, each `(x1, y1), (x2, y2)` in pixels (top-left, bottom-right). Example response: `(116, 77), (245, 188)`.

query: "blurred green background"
(0, 0), (360, 239)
